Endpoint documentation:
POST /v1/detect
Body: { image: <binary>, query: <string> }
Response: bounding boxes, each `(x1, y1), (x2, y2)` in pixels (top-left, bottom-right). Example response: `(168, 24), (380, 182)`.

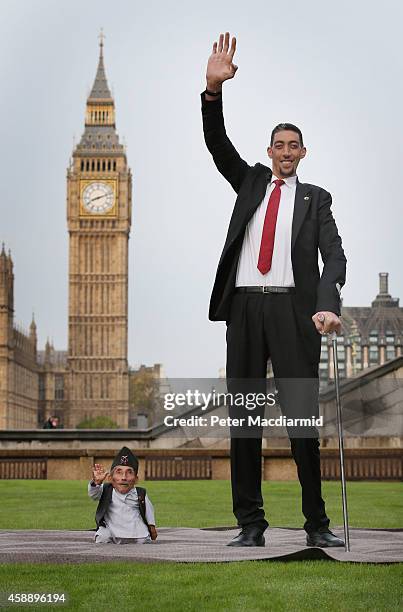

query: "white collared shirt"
(235, 173), (296, 287)
(88, 482), (155, 539)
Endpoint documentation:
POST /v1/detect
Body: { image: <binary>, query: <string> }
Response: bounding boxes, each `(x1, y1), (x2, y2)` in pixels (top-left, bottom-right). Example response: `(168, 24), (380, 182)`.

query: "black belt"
(235, 286), (296, 294)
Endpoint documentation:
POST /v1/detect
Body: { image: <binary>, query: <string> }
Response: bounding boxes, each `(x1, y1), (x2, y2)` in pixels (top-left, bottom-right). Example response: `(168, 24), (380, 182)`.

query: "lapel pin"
(304, 196), (310, 201)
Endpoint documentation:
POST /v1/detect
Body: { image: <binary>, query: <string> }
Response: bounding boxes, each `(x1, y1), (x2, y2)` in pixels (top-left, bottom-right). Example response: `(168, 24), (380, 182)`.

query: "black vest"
(95, 483), (150, 535)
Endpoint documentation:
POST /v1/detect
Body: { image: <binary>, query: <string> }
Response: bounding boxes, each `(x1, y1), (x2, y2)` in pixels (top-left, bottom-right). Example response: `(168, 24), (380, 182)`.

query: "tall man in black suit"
(201, 32), (347, 547)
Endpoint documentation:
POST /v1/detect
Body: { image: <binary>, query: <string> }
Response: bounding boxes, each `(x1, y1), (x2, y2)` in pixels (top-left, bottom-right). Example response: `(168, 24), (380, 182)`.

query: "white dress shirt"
(235, 173), (297, 287)
(88, 482), (155, 539)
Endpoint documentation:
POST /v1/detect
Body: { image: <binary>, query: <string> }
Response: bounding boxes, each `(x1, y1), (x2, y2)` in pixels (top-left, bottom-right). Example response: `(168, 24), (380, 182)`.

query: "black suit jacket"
(201, 92), (347, 363)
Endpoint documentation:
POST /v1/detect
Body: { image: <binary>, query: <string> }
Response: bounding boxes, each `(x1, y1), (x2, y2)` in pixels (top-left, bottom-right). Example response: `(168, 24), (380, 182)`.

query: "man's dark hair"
(270, 123), (304, 147)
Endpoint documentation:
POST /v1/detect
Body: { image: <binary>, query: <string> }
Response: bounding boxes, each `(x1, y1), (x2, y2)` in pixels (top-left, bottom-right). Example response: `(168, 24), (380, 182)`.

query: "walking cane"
(330, 329), (351, 552)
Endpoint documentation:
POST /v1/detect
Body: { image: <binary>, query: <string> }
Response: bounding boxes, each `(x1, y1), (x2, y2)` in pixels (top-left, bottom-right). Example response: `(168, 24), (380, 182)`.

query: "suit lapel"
(243, 166), (272, 226)
(291, 180), (311, 250)
(226, 169), (311, 257)
(244, 172), (312, 250)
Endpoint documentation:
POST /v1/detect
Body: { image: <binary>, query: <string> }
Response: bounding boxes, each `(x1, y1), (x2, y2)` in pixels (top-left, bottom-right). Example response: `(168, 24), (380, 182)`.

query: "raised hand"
(206, 32), (237, 92)
(92, 463), (109, 485)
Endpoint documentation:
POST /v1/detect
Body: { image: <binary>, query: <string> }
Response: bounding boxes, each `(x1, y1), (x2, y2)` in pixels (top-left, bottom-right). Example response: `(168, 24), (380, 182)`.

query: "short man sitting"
(88, 446), (157, 544)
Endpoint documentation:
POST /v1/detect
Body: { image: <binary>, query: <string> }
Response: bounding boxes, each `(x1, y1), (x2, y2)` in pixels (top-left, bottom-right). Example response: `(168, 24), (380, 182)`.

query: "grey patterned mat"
(0, 528), (402, 564)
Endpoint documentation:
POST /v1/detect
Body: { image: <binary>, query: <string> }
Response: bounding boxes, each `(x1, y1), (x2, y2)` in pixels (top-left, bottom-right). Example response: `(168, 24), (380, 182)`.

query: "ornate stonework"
(65, 37), (132, 427)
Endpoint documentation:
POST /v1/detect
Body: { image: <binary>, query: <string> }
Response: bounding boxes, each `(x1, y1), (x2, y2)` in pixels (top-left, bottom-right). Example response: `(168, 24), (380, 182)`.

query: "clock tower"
(66, 34), (131, 427)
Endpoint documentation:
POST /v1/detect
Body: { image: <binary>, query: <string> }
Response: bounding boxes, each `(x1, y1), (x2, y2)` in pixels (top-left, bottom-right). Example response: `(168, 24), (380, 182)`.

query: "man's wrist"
(206, 89), (222, 98)
(206, 81), (222, 94)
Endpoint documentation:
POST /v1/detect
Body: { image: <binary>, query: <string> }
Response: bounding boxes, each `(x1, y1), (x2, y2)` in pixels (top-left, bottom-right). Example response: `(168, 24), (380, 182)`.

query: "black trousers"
(226, 291), (330, 534)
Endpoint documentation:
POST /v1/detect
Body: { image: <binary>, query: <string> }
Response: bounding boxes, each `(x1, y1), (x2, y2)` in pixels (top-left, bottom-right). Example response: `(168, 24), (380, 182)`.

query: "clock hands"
(89, 193), (109, 203)
(83, 185), (114, 212)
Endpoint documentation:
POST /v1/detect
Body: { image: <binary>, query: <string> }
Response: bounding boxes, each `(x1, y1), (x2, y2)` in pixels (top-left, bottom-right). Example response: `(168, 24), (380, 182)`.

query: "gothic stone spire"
(88, 28), (113, 101)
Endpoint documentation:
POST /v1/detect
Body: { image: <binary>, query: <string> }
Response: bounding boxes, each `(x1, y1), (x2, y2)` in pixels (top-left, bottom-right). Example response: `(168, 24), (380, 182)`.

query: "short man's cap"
(111, 446), (139, 472)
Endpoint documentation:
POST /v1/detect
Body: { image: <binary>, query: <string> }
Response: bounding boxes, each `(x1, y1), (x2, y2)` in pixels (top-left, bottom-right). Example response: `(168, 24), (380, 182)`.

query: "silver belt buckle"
(262, 286), (270, 293)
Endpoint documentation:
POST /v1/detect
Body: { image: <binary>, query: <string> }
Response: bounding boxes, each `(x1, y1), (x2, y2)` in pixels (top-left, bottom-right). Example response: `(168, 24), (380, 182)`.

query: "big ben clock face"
(81, 181), (116, 215)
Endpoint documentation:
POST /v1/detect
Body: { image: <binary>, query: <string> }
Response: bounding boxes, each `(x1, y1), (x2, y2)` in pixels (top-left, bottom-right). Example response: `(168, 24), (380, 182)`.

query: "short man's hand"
(312, 311), (341, 335)
(206, 31), (237, 92)
(92, 463), (109, 485)
(149, 525), (158, 540)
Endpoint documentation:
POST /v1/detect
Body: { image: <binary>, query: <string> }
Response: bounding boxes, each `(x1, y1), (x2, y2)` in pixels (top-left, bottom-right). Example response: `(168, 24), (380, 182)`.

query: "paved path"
(0, 528), (402, 564)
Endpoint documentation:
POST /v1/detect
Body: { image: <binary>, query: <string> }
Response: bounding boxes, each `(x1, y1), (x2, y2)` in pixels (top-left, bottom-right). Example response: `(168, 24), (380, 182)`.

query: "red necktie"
(257, 179), (285, 274)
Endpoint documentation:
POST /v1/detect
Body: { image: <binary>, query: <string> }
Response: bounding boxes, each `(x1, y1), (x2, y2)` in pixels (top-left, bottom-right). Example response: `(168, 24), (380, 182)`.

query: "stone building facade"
(319, 273), (403, 383)
(37, 342), (68, 428)
(0, 246), (38, 428)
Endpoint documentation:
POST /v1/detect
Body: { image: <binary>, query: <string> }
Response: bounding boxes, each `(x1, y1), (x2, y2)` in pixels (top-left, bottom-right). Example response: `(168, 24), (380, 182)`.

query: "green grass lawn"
(0, 480), (401, 530)
(0, 480), (401, 611)
(0, 560), (401, 612)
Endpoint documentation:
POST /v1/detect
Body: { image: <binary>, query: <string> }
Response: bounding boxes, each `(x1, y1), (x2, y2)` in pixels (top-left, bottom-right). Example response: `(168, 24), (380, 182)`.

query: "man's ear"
(300, 147), (307, 159)
(267, 146), (273, 160)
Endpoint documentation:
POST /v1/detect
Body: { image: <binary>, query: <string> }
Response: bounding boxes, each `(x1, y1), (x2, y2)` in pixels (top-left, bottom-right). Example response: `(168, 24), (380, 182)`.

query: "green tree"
(76, 416), (118, 429)
(129, 368), (160, 425)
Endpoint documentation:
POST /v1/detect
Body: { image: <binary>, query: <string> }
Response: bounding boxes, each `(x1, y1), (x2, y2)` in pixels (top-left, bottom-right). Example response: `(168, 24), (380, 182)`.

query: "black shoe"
(306, 527), (345, 548)
(227, 525), (266, 547)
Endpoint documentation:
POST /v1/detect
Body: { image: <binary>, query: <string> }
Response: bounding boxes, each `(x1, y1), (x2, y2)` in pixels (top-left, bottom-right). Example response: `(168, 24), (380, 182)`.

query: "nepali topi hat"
(110, 446), (139, 472)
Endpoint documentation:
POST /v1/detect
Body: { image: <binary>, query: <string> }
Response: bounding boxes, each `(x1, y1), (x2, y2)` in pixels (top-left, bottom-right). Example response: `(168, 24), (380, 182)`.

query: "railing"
(0, 459), (47, 479)
(320, 453), (403, 480)
(0, 448), (401, 480)
(145, 456), (212, 480)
